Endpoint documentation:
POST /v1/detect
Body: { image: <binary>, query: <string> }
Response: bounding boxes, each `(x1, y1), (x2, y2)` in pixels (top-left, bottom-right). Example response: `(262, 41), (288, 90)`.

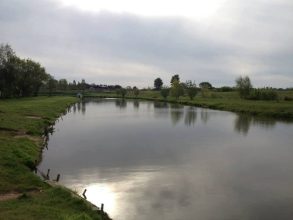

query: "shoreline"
(82, 94), (293, 121)
(0, 97), (111, 220)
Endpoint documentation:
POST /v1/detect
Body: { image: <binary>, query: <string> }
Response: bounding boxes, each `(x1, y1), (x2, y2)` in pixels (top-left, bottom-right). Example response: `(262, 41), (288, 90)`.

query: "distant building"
(77, 93), (83, 98)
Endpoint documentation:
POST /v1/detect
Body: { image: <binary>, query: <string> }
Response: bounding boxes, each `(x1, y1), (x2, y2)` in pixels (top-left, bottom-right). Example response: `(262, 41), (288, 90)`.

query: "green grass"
(0, 187), (106, 220)
(0, 134), (43, 193)
(0, 96), (110, 220)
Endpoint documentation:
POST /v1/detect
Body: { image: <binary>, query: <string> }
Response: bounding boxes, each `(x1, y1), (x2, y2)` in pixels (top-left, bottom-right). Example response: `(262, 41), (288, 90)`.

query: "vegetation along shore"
(0, 97), (111, 220)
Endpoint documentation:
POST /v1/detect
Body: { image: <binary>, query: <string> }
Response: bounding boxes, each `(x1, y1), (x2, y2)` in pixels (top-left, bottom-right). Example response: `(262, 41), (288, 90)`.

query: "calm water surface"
(39, 99), (293, 220)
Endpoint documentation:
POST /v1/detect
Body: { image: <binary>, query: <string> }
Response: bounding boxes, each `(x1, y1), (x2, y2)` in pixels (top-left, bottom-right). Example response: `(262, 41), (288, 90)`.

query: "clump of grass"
(0, 187), (107, 220)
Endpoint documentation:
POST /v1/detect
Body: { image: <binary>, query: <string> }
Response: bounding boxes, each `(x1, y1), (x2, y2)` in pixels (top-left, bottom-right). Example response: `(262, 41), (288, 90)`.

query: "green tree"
(116, 88), (127, 98)
(0, 44), (48, 97)
(185, 80), (197, 100)
(235, 76), (253, 98)
(18, 59), (48, 96)
(58, 79), (68, 90)
(73, 80), (77, 87)
(47, 75), (57, 96)
(170, 74), (180, 85)
(160, 87), (170, 99)
(199, 82), (212, 98)
(80, 79), (86, 92)
(0, 44), (15, 67)
(133, 86), (139, 97)
(154, 78), (163, 90)
(0, 56), (20, 97)
(170, 80), (184, 100)
(0, 44), (17, 97)
(199, 82), (212, 89)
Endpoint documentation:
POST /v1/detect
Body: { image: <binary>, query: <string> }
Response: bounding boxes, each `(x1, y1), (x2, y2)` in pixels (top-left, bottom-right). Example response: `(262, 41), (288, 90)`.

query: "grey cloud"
(0, 0), (292, 87)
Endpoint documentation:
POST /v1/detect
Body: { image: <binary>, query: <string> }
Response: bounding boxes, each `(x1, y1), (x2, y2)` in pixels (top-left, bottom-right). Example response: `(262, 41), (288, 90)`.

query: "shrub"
(160, 87), (170, 99)
(248, 87), (278, 100)
(284, 96), (293, 101)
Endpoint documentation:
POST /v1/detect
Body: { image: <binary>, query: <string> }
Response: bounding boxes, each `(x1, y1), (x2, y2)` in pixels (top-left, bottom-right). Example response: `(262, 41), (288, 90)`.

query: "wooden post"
(101, 203), (104, 213)
(56, 174), (61, 182)
(34, 160), (38, 173)
(46, 169), (50, 179)
(82, 189), (87, 199)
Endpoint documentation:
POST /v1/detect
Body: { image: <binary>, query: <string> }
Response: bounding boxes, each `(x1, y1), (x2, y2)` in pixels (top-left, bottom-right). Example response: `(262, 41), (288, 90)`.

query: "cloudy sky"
(0, 0), (292, 88)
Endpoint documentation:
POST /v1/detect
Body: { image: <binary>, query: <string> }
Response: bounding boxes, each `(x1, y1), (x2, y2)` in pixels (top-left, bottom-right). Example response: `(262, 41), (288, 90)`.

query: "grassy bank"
(0, 97), (110, 220)
(81, 90), (293, 120)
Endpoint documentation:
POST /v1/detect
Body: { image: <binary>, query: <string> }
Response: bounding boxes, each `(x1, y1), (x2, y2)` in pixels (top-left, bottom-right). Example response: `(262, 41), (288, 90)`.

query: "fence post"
(56, 174), (60, 182)
(82, 189), (87, 199)
(101, 203), (104, 213)
(46, 169), (50, 179)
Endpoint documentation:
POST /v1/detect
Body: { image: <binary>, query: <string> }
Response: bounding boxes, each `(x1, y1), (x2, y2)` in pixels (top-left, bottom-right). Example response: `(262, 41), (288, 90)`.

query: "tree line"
(0, 44), (49, 97)
(152, 75), (281, 101)
(1, 43), (287, 101)
(152, 75), (214, 100)
(0, 44), (122, 98)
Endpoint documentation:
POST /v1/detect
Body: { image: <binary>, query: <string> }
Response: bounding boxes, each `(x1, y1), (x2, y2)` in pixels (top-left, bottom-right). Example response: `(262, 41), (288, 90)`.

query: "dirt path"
(0, 190), (41, 202)
(0, 193), (21, 201)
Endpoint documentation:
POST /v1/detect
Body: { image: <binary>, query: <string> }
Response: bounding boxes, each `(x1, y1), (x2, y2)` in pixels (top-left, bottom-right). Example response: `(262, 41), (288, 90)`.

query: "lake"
(38, 99), (293, 220)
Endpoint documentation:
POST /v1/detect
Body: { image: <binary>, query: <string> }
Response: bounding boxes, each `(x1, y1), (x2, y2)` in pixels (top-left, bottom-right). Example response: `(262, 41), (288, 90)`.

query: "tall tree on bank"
(170, 80), (184, 100)
(236, 76), (253, 98)
(185, 80), (198, 100)
(199, 82), (212, 89)
(199, 81), (212, 98)
(58, 79), (68, 90)
(0, 44), (49, 97)
(133, 86), (139, 97)
(47, 75), (57, 96)
(170, 74), (180, 85)
(154, 78), (163, 90)
(0, 44), (16, 97)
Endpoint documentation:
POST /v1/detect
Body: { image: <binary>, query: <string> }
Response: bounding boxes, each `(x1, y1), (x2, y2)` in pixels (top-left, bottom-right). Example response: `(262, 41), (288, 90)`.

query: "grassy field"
(81, 90), (293, 120)
(0, 97), (110, 220)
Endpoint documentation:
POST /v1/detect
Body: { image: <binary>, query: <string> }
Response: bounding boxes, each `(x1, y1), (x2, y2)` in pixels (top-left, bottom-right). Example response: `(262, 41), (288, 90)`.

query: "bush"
(235, 76), (252, 98)
(160, 88), (170, 99)
(218, 86), (234, 92)
(284, 96), (293, 101)
(248, 87), (278, 100)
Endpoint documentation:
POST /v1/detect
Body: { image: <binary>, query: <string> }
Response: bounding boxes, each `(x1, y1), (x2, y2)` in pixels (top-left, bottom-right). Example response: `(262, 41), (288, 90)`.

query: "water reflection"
(77, 101), (81, 112)
(234, 114), (276, 135)
(133, 100), (139, 109)
(170, 104), (184, 125)
(81, 101), (86, 115)
(72, 103), (76, 114)
(184, 107), (197, 127)
(39, 99), (293, 220)
(234, 114), (252, 135)
(200, 108), (210, 124)
(84, 183), (116, 215)
(154, 101), (168, 109)
(115, 99), (127, 109)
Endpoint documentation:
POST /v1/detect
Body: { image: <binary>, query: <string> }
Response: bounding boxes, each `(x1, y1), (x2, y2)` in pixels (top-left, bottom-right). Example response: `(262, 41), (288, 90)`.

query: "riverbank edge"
(0, 97), (111, 220)
(83, 95), (293, 121)
(35, 99), (112, 219)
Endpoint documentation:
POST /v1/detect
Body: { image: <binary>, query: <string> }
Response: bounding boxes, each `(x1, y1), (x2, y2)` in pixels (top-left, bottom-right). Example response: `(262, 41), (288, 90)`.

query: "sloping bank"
(0, 97), (111, 220)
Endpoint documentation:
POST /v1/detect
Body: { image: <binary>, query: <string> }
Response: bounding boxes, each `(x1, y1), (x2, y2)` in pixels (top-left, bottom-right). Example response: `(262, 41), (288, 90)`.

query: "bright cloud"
(56, 0), (226, 20)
